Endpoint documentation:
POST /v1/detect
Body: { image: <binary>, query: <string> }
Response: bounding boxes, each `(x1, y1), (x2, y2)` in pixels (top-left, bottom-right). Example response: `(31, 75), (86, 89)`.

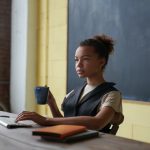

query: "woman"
(16, 34), (123, 133)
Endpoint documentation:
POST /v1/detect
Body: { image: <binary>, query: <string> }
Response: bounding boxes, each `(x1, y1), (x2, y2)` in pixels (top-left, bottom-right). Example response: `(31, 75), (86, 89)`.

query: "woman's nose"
(76, 59), (83, 67)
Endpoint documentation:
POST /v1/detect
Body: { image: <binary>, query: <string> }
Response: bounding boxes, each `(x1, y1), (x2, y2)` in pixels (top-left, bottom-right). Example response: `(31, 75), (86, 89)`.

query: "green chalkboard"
(67, 0), (150, 102)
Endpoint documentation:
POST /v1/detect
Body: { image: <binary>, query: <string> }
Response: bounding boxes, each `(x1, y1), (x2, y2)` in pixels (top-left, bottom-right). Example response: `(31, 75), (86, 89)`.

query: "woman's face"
(75, 46), (105, 78)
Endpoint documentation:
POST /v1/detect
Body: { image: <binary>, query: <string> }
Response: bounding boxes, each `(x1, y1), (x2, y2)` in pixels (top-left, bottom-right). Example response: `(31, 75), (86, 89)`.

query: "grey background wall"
(67, 0), (150, 102)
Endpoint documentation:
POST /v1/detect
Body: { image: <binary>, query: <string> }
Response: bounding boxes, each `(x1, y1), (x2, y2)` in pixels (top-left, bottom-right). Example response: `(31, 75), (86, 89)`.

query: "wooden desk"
(0, 111), (150, 150)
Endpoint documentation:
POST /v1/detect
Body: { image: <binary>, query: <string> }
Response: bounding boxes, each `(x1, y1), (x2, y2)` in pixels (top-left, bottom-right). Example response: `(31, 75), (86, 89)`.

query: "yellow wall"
(47, 0), (67, 113)
(117, 100), (150, 143)
(35, 0), (150, 143)
(36, 0), (67, 115)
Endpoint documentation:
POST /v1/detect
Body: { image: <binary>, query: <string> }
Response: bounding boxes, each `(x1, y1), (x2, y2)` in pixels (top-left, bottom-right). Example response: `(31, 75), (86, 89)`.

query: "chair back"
(109, 124), (119, 135)
(109, 113), (124, 135)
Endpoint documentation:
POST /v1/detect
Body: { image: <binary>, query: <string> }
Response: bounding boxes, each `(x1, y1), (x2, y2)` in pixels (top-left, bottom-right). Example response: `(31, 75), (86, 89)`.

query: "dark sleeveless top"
(61, 82), (118, 133)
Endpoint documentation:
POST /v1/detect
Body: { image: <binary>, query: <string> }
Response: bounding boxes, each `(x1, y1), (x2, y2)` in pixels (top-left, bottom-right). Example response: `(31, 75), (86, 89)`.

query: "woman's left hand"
(15, 111), (50, 126)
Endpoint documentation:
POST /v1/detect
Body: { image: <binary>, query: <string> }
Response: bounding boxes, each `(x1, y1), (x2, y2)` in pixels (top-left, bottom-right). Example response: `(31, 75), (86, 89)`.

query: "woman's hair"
(79, 34), (114, 69)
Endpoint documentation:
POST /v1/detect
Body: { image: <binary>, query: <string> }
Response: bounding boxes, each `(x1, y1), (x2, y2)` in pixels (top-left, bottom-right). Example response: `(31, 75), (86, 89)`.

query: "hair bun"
(93, 34), (114, 54)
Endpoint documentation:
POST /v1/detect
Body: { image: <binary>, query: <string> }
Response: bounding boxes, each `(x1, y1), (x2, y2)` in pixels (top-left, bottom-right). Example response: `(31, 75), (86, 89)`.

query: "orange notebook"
(32, 125), (87, 139)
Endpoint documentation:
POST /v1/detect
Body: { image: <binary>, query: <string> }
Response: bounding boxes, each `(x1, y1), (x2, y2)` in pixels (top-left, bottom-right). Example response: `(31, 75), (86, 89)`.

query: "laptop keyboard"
(0, 117), (33, 128)
(0, 117), (21, 124)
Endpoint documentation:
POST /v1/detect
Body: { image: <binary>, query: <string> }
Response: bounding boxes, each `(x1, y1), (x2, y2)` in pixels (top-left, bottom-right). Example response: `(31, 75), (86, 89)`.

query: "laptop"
(0, 116), (33, 129)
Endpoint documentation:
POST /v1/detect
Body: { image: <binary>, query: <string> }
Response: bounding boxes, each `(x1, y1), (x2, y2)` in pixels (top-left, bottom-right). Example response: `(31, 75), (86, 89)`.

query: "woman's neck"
(86, 75), (105, 86)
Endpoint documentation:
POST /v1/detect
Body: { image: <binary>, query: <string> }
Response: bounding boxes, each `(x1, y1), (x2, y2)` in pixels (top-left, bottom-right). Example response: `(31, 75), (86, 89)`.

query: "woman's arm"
(16, 106), (115, 130)
(47, 91), (63, 117)
(111, 112), (124, 125)
(46, 106), (115, 130)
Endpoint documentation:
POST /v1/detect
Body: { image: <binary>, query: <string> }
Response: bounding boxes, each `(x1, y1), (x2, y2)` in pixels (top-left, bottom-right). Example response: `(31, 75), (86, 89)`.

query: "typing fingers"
(15, 111), (35, 122)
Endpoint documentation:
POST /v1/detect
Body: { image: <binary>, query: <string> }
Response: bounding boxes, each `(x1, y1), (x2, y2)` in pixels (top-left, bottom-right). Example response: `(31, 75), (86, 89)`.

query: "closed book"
(41, 130), (99, 143)
(32, 125), (87, 139)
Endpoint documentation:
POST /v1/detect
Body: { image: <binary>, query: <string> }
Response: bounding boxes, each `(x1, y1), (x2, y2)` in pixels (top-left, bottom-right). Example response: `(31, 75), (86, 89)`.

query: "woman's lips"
(76, 69), (84, 74)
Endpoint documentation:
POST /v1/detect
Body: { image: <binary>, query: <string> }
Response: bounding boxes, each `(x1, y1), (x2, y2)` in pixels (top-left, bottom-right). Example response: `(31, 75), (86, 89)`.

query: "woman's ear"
(99, 58), (106, 69)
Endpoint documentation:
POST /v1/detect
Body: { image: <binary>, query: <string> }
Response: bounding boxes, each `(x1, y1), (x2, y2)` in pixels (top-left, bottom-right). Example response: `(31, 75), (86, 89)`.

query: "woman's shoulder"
(100, 90), (122, 113)
(105, 90), (121, 96)
(102, 90), (122, 99)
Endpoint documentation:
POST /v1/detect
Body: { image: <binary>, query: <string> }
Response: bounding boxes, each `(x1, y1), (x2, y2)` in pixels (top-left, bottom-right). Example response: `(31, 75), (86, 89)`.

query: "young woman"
(16, 34), (124, 133)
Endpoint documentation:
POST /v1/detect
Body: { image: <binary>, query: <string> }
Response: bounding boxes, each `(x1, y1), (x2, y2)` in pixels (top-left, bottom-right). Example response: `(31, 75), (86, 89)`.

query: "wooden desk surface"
(0, 111), (150, 150)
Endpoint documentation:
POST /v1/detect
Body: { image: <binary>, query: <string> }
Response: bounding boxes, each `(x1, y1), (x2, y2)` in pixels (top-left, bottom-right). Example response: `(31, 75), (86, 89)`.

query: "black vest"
(62, 82), (118, 133)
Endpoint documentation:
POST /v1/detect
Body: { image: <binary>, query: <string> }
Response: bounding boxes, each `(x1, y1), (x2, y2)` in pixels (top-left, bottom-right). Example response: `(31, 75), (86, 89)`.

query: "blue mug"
(34, 86), (49, 104)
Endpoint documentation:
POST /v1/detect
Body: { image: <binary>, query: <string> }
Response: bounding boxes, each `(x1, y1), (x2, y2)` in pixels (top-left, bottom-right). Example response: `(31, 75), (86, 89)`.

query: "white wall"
(10, 0), (37, 113)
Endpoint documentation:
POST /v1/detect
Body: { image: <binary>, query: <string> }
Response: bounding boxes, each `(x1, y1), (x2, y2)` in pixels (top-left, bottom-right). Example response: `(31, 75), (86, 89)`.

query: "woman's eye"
(83, 58), (90, 60)
(75, 58), (78, 62)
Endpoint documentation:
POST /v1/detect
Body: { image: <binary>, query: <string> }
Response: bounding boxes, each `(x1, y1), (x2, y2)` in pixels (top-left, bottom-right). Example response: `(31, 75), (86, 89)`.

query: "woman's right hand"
(15, 111), (50, 126)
